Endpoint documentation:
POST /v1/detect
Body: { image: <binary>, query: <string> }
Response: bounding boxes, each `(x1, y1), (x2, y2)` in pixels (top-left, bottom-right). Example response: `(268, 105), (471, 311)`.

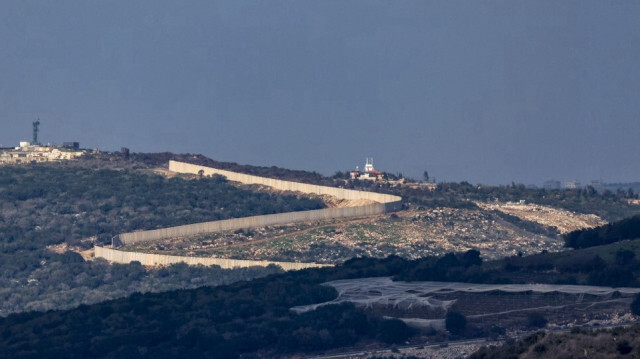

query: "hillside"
(0, 161), (324, 316)
(126, 207), (566, 263)
(3, 152), (639, 318)
(87, 152), (640, 222)
(470, 326), (640, 359)
(2, 152), (640, 358)
(119, 154), (640, 267)
(4, 243), (640, 358)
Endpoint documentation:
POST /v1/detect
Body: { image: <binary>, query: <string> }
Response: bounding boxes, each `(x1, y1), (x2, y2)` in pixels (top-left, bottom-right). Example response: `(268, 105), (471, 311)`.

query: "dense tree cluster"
(0, 163), (323, 316)
(564, 215), (640, 249)
(500, 246), (640, 287)
(389, 234), (640, 288)
(445, 311), (467, 335)
(3, 243), (640, 358)
(0, 257), (417, 359)
(0, 164), (324, 246)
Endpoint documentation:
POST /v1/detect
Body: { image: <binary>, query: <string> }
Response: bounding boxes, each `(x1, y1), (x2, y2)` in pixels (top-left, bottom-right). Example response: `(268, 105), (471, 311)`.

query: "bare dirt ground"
(126, 208), (566, 264)
(150, 168), (179, 178)
(475, 202), (607, 234)
(48, 243), (95, 260)
(321, 195), (378, 208)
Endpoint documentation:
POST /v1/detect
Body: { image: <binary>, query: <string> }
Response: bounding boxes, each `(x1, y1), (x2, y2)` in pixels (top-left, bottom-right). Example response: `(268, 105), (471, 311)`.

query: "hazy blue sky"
(1, 1), (639, 185)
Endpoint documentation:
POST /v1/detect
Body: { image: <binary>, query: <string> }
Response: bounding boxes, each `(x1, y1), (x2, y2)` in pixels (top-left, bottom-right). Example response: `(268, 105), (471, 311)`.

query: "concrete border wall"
(95, 246), (330, 270)
(169, 160), (401, 203)
(118, 203), (392, 245)
(115, 161), (401, 245)
(96, 161), (402, 270)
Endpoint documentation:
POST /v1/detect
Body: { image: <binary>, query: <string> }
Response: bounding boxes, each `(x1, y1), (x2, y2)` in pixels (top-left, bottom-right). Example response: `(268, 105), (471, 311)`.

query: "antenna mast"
(32, 119), (40, 145)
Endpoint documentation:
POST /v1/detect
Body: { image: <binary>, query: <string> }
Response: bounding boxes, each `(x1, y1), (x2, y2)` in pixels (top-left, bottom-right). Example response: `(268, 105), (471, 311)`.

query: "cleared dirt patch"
(476, 202), (607, 234)
(126, 208), (566, 264)
(322, 196), (378, 208)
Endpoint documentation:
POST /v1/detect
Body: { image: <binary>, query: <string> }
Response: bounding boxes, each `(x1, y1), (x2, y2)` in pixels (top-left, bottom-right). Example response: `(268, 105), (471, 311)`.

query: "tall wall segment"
(97, 160), (402, 270)
(116, 204), (391, 245)
(114, 161), (402, 246)
(95, 246), (330, 270)
(168, 160), (402, 204)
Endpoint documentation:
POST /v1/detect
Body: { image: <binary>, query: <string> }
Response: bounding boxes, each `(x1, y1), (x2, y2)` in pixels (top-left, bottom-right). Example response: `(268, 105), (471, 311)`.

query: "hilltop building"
(565, 180), (581, 189)
(0, 141), (85, 165)
(350, 158), (384, 181)
(0, 122), (84, 165)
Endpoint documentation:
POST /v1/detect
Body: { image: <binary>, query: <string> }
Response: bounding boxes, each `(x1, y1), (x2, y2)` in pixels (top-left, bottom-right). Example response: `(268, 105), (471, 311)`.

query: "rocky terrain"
(475, 202), (608, 234)
(126, 207), (569, 264)
(299, 340), (498, 359)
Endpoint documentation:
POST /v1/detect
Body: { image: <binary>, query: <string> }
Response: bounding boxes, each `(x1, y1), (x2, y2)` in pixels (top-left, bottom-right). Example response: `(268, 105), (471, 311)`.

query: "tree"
(423, 170), (429, 182)
(376, 318), (415, 344)
(445, 311), (467, 335)
(461, 249), (482, 267)
(630, 293), (640, 315)
(526, 312), (548, 329)
(615, 249), (635, 266)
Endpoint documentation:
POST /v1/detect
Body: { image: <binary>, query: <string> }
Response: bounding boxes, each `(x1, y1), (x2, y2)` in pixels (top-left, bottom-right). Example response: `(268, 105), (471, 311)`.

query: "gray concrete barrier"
(114, 161), (402, 245)
(94, 161), (402, 269)
(169, 160), (401, 204)
(119, 203), (392, 244)
(95, 246), (330, 270)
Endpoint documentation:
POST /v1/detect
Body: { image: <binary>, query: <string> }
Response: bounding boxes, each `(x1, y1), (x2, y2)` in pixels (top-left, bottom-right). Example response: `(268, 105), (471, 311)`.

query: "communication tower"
(32, 119), (40, 145)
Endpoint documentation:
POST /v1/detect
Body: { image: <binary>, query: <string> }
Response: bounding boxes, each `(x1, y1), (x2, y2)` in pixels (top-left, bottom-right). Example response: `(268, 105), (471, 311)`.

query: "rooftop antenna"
(32, 119), (40, 145)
